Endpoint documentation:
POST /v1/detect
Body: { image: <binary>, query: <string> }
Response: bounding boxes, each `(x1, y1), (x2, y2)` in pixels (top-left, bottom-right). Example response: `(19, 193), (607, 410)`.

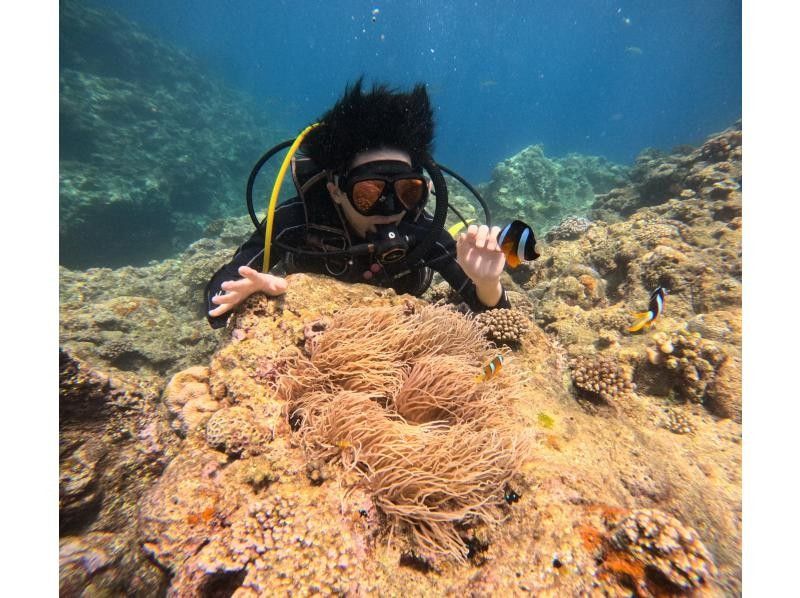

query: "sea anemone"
(278, 304), (532, 563)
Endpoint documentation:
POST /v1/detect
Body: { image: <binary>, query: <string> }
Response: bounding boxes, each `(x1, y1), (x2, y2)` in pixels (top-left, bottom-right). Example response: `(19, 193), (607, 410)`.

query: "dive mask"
(341, 160), (428, 216)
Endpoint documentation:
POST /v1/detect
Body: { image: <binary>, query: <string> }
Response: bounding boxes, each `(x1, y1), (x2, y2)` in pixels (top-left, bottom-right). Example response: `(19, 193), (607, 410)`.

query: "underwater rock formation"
(58, 217), (254, 381)
(59, 349), (177, 595)
(484, 145), (630, 233)
(591, 121), (742, 220)
(60, 0), (284, 268)
(94, 272), (735, 594)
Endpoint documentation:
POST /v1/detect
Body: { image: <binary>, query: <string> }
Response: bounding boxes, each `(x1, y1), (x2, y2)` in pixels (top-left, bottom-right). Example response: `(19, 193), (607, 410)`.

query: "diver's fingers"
(456, 232), (471, 259)
(485, 226), (503, 252)
(238, 265), (261, 280)
(263, 275), (288, 295)
(466, 224), (479, 239)
(211, 291), (240, 305)
(474, 224), (490, 249)
(221, 279), (250, 292)
(208, 301), (236, 317)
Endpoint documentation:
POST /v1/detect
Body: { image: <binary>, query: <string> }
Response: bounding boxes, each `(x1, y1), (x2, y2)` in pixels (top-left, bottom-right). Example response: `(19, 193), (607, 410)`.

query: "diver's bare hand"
(208, 265), (288, 318)
(456, 224), (506, 285)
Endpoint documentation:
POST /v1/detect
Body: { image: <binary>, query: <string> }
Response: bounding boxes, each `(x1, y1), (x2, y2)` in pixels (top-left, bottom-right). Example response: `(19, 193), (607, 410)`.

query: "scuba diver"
(205, 79), (515, 329)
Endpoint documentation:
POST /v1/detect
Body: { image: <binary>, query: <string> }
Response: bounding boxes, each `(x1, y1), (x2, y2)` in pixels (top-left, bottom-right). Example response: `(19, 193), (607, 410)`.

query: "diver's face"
(327, 148), (412, 238)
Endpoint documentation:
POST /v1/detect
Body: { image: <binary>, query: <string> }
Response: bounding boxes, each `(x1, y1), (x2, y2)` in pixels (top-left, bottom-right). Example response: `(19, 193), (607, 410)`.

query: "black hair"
(301, 77), (435, 174)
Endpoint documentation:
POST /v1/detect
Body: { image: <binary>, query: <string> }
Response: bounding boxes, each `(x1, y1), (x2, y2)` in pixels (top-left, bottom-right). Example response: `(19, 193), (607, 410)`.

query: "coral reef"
(545, 215), (594, 242)
(592, 121), (741, 219)
(60, 349), (177, 593)
(59, 120), (742, 594)
(645, 330), (727, 404)
(484, 144), (629, 233)
(474, 307), (532, 346)
(569, 354), (635, 406)
(57, 270), (740, 594)
(60, 0), (285, 268)
(57, 218), (252, 381)
(608, 509), (718, 592)
(205, 406), (272, 458)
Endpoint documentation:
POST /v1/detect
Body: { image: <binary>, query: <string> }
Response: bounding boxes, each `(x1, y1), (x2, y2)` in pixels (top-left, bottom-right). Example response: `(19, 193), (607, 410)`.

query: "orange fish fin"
(503, 243), (520, 268)
(628, 316), (651, 333)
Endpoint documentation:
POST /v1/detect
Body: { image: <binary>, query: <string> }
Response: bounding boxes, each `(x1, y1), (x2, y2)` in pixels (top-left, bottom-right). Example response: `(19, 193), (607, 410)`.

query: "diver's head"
(302, 78), (434, 238)
(325, 147), (430, 237)
(301, 78), (435, 173)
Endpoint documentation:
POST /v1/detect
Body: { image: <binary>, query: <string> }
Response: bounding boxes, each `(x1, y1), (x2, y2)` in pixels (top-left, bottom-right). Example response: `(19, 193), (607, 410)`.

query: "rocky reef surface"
(60, 0), (285, 269)
(59, 122), (741, 595)
(480, 145), (631, 233)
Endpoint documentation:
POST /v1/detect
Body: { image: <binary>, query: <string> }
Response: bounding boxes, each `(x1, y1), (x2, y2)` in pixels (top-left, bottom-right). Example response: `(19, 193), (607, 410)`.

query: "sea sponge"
(570, 354), (635, 405)
(474, 308), (531, 346)
(205, 406), (271, 458)
(610, 509), (718, 592)
(281, 304), (531, 563)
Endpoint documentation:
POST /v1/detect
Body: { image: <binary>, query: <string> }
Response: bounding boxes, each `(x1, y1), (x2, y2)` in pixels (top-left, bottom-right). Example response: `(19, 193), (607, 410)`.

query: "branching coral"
(475, 308), (531, 347)
(279, 304), (532, 563)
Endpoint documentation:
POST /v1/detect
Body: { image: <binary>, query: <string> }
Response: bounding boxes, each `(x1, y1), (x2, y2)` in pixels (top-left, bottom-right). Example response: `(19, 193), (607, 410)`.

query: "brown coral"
(545, 215), (593, 242)
(205, 406), (272, 458)
(608, 509), (718, 592)
(570, 354), (635, 405)
(474, 307), (532, 346)
(174, 492), (365, 596)
(663, 407), (694, 435)
(162, 366), (221, 436)
(648, 330), (726, 404)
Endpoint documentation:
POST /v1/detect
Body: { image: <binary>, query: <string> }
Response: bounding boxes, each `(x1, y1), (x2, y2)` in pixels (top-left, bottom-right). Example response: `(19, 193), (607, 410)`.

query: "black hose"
(246, 139), (294, 233)
(437, 163), (492, 228)
(403, 155), (449, 269)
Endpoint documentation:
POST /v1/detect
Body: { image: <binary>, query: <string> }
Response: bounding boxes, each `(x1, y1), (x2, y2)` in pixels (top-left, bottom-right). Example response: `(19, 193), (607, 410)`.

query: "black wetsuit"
(205, 195), (511, 329)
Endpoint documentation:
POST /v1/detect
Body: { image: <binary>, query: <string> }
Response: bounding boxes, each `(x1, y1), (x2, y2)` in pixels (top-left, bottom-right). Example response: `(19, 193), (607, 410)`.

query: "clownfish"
(475, 354), (505, 382)
(498, 220), (540, 268)
(628, 287), (668, 332)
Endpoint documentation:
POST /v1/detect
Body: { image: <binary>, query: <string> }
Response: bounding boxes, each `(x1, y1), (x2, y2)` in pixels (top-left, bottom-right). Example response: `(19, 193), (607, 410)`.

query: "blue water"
(88, 0), (741, 183)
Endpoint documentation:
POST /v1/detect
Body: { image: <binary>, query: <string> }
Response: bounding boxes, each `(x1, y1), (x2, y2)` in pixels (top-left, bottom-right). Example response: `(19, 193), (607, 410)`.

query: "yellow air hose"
(262, 122), (321, 272)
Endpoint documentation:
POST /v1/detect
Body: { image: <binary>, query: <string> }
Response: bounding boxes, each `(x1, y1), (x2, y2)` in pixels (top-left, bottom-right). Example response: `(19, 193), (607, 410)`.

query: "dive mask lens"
(351, 179), (386, 213)
(393, 177), (427, 209)
(349, 176), (427, 215)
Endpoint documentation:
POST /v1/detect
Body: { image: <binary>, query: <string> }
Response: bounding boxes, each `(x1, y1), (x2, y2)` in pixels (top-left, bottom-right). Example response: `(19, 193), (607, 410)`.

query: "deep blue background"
(88, 0), (742, 182)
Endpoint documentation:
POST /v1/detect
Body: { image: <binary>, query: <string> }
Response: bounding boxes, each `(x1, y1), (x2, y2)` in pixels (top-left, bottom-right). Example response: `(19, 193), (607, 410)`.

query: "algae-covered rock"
(59, 0), (284, 268)
(484, 144), (630, 234)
